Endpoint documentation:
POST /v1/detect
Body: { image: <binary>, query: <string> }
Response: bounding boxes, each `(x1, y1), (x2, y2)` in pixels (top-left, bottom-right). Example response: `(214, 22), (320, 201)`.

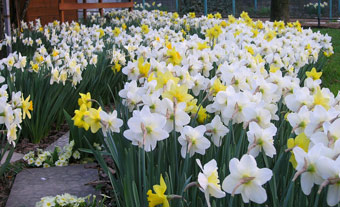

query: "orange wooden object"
(59, 0), (134, 23)
(26, 0), (78, 25)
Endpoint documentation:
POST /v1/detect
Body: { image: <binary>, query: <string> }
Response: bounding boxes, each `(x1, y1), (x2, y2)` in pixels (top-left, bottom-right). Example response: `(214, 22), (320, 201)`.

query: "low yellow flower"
(112, 27), (121, 37)
(122, 23), (127, 30)
(264, 30), (277, 42)
(155, 70), (179, 90)
(166, 48), (182, 66)
(214, 12), (222, 19)
(189, 12), (196, 18)
(197, 42), (209, 50)
(78, 92), (92, 108)
(138, 56), (151, 77)
(162, 84), (193, 103)
(306, 67), (322, 81)
(141, 24), (149, 34)
(210, 78), (226, 96)
(72, 104), (90, 131)
(112, 62), (121, 73)
(313, 87), (330, 110)
(97, 28), (105, 38)
(147, 175), (169, 207)
(287, 133), (310, 168)
(21, 95), (33, 119)
(84, 107), (102, 133)
(197, 107), (209, 124)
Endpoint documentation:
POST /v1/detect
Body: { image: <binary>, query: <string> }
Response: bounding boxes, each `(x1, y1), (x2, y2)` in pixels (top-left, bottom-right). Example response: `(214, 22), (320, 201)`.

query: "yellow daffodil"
(112, 27), (121, 37)
(189, 12), (195, 18)
(264, 30), (277, 42)
(162, 84), (193, 103)
(166, 48), (182, 66)
(72, 104), (90, 131)
(197, 42), (209, 50)
(210, 78), (227, 96)
(214, 12), (222, 19)
(141, 24), (149, 34)
(245, 46), (254, 55)
(138, 56), (151, 77)
(122, 23), (127, 30)
(155, 70), (179, 90)
(84, 107), (102, 133)
(306, 67), (322, 80)
(197, 107), (209, 124)
(147, 175), (169, 207)
(287, 133), (309, 168)
(78, 92), (92, 108)
(313, 87), (330, 110)
(21, 95), (33, 119)
(97, 28), (105, 38)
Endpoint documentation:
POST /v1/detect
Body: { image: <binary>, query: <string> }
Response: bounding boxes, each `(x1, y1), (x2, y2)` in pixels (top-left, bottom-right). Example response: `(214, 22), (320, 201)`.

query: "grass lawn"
(313, 28), (340, 95)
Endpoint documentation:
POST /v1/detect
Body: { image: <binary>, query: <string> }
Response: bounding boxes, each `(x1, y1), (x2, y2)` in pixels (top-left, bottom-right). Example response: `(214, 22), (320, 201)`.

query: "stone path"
(46, 131), (70, 152)
(0, 151), (23, 165)
(6, 164), (99, 207)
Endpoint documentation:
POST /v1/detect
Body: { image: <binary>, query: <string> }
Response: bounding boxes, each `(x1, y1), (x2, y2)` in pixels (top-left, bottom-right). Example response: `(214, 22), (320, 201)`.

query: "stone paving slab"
(46, 131), (70, 152)
(6, 164), (99, 207)
(0, 151), (24, 165)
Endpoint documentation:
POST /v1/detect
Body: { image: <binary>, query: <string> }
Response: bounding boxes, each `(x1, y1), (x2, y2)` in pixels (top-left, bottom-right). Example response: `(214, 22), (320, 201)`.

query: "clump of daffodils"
(72, 92), (123, 134)
(23, 140), (80, 167)
(54, 9), (339, 206)
(0, 74), (32, 146)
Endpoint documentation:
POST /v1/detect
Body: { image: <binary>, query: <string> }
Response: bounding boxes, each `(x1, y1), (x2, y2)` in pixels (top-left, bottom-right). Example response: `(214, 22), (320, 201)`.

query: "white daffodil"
(99, 110), (123, 134)
(162, 98), (190, 133)
(222, 154), (272, 204)
(247, 122), (277, 158)
(123, 106), (169, 151)
(196, 159), (225, 207)
(178, 125), (210, 158)
(316, 156), (340, 206)
(205, 115), (229, 147)
(292, 144), (327, 195)
(287, 105), (310, 135)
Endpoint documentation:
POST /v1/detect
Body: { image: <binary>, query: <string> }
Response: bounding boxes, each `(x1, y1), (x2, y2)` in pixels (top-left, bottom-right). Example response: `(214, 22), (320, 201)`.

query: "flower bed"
(1, 9), (338, 207)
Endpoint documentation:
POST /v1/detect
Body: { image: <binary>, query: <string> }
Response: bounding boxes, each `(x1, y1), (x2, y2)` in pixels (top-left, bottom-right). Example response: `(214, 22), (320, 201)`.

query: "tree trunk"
(270, 0), (290, 22)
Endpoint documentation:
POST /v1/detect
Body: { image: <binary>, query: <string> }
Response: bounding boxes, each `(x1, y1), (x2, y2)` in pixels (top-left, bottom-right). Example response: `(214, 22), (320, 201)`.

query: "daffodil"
(166, 48), (182, 66)
(313, 87), (330, 110)
(210, 78), (226, 96)
(147, 175), (169, 207)
(78, 92), (92, 108)
(178, 125), (210, 158)
(306, 67), (322, 81)
(196, 159), (225, 207)
(138, 56), (151, 78)
(84, 107), (102, 133)
(72, 104), (90, 131)
(162, 84), (193, 103)
(112, 27), (121, 37)
(287, 133), (310, 168)
(21, 95), (33, 119)
(123, 106), (168, 151)
(141, 24), (149, 34)
(222, 154), (273, 204)
(155, 70), (179, 90)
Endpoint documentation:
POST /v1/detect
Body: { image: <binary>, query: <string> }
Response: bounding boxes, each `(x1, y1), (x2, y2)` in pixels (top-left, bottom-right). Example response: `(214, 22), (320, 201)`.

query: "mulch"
(15, 123), (69, 154)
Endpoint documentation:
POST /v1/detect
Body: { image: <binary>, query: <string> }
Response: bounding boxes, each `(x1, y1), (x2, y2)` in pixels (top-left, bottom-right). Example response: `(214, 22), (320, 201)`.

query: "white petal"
(327, 184), (340, 206)
(244, 183), (267, 204)
(300, 172), (314, 195)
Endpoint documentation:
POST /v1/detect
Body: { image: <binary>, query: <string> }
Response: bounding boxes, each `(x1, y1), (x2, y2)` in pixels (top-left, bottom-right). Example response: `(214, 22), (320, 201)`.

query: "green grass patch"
(313, 28), (340, 95)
